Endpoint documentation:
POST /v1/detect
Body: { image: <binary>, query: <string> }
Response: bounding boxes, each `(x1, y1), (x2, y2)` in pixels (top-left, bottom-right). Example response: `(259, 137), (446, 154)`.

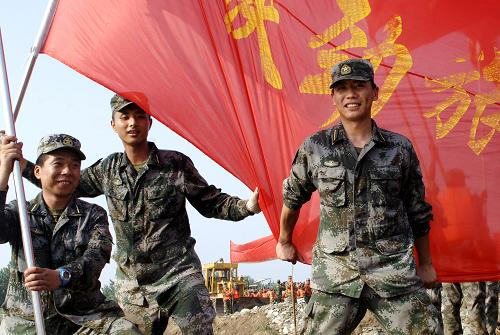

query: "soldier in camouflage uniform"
(276, 59), (442, 335)
(441, 282), (487, 335)
(0, 134), (140, 334)
(485, 281), (499, 335)
(20, 97), (261, 334)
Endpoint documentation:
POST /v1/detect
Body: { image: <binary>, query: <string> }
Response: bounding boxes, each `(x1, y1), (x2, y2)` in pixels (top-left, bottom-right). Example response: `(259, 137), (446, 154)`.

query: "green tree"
(101, 280), (116, 300)
(241, 275), (256, 286)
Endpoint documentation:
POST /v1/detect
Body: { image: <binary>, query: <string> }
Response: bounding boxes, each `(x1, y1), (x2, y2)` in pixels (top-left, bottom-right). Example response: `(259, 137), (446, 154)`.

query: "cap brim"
(113, 101), (136, 113)
(329, 76), (371, 89)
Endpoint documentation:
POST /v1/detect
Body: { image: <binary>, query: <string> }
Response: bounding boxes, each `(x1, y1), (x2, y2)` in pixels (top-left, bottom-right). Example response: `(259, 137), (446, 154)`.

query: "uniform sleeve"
(404, 145), (432, 237)
(63, 205), (112, 289)
(73, 159), (105, 198)
(282, 143), (316, 210)
(183, 156), (252, 221)
(0, 190), (20, 244)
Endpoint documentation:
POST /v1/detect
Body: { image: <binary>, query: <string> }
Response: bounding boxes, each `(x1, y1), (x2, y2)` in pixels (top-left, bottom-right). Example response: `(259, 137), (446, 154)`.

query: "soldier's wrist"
(278, 238), (292, 245)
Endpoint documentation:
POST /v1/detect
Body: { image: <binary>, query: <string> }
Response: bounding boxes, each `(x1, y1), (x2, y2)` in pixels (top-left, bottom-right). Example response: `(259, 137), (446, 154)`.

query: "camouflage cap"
(110, 94), (136, 115)
(36, 134), (86, 161)
(329, 58), (374, 88)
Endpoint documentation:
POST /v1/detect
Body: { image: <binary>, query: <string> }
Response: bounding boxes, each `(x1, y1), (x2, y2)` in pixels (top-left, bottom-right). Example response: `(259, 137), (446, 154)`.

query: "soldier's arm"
(73, 159), (105, 198)
(276, 205), (301, 263)
(184, 155), (254, 220)
(403, 145), (432, 237)
(403, 144), (437, 287)
(0, 135), (24, 243)
(59, 205), (112, 289)
(276, 143), (315, 263)
(414, 234), (437, 288)
(0, 191), (20, 244)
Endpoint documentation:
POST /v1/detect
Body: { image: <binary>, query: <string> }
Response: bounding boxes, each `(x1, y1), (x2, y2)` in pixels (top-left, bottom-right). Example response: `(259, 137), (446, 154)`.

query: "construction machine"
(202, 258), (247, 297)
(202, 259), (270, 314)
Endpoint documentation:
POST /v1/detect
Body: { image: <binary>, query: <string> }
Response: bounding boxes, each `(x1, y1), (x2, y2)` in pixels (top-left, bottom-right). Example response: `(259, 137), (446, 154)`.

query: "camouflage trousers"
(427, 284), (444, 331)
(301, 285), (442, 335)
(0, 310), (139, 335)
(441, 282), (487, 335)
(115, 272), (215, 335)
(485, 281), (499, 335)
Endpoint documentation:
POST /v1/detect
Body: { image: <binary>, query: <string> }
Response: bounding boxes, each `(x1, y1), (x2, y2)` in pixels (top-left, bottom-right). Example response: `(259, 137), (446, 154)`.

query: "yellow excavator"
(202, 258), (247, 298)
(202, 259), (268, 313)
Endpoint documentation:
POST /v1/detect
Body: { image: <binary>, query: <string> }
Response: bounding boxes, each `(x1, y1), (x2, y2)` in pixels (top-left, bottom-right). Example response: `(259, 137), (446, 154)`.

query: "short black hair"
(330, 79), (377, 94)
(35, 154), (48, 166)
(112, 103), (152, 121)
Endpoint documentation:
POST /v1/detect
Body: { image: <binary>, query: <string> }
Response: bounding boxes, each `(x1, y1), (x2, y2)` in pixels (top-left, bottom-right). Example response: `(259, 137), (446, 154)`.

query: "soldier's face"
(34, 150), (81, 199)
(332, 80), (378, 123)
(111, 106), (152, 146)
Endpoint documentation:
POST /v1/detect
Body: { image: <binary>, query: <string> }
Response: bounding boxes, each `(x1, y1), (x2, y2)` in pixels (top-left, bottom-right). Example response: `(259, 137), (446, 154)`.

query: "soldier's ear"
(373, 85), (379, 101)
(111, 119), (117, 133)
(34, 165), (42, 180)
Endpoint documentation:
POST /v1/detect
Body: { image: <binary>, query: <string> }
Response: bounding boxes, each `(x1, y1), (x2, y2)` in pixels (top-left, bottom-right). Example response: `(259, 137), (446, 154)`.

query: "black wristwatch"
(58, 267), (72, 287)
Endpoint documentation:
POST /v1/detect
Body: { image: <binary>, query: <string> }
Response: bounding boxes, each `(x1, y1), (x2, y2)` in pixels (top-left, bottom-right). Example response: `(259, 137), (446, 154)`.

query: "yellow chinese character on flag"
(425, 50), (499, 155)
(299, 0), (412, 127)
(225, 0), (282, 89)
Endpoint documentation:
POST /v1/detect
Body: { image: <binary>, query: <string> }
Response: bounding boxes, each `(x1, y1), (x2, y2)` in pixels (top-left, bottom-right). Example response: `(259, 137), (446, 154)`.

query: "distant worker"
(232, 286), (240, 312)
(276, 58), (442, 334)
(285, 275), (296, 303)
(274, 280), (283, 304)
(304, 279), (312, 304)
(223, 284), (232, 315)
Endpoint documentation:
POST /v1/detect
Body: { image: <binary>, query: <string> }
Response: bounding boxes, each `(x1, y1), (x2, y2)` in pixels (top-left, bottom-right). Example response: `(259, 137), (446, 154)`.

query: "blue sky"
(0, 1), (310, 284)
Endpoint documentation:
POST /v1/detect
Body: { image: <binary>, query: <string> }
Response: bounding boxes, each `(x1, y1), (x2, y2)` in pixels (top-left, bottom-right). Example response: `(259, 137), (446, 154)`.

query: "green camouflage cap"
(110, 94), (136, 115)
(37, 134), (86, 161)
(330, 58), (374, 88)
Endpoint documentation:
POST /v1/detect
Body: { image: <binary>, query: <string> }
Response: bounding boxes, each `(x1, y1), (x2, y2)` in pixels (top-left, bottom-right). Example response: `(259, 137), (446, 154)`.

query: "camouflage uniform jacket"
(283, 122), (432, 298)
(0, 191), (119, 324)
(27, 142), (253, 292)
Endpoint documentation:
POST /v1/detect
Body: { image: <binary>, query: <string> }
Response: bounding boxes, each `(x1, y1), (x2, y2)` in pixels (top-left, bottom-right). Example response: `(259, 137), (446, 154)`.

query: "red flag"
(42, 0), (500, 281)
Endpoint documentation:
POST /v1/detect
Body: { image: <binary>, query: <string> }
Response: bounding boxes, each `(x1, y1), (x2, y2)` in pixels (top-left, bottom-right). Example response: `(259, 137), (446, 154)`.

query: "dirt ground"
(164, 310), (385, 335)
(164, 311), (276, 335)
(164, 308), (500, 335)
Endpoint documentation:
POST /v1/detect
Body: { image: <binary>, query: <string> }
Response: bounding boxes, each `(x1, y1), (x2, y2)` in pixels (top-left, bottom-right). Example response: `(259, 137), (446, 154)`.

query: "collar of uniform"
(61, 196), (84, 217)
(29, 193), (83, 217)
(145, 142), (162, 167)
(331, 120), (387, 145)
(330, 123), (348, 145)
(118, 141), (162, 170)
(371, 120), (387, 144)
(28, 193), (48, 216)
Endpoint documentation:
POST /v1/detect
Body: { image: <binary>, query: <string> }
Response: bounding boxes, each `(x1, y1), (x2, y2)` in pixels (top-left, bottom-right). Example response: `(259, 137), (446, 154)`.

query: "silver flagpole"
(13, 0), (59, 121)
(0, 29), (46, 335)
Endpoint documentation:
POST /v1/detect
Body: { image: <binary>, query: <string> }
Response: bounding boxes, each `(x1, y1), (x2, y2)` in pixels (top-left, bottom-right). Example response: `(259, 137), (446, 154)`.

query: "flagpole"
(13, 0), (59, 121)
(0, 29), (46, 335)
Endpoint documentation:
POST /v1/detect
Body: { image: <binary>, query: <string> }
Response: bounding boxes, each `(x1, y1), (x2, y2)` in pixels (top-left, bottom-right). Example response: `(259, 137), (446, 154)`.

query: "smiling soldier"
(276, 59), (442, 335)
